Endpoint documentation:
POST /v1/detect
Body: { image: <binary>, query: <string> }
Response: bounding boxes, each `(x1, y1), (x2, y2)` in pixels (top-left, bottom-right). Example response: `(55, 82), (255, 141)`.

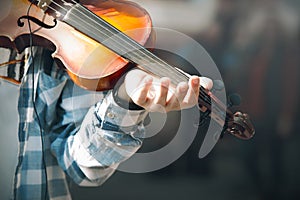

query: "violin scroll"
(226, 111), (255, 140)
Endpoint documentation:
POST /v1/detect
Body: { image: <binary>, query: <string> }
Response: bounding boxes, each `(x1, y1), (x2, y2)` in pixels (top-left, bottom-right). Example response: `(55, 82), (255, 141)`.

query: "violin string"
(52, 0), (187, 85)
(56, 4), (216, 113)
(51, 1), (215, 108)
(56, 2), (231, 125)
(50, 0), (196, 83)
(47, 1), (220, 111)
(68, 1), (191, 82)
(48, 1), (216, 110)
(50, 1), (209, 88)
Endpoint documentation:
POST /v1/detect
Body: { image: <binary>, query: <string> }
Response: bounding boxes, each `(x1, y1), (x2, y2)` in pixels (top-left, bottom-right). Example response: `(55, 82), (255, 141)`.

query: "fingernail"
(192, 77), (199, 84)
(161, 79), (170, 87)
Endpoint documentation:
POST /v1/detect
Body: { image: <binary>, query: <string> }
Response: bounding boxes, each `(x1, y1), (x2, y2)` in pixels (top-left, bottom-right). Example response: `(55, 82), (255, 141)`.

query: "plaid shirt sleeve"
(50, 87), (147, 186)
(6, 47), (147, 199)
(49, 72), (147, 187)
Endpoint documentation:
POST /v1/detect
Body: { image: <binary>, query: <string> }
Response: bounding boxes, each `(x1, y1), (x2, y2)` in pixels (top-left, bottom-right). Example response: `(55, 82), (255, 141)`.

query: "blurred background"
(1, 0), (300, 199)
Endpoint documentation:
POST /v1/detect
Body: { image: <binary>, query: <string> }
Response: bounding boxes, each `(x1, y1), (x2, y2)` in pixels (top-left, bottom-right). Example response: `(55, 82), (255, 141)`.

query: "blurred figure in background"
(199, 0), (299, 199)
(240, 4), (299, 200)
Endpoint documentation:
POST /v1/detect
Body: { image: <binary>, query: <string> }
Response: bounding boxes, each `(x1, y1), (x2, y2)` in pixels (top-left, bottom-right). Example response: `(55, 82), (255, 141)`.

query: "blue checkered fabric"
(9, 47), (146, 200)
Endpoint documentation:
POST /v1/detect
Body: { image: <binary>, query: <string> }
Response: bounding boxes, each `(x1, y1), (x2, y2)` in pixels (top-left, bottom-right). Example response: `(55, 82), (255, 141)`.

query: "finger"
(191, 76), (200, 95)
(155, 77), (170, 105)
(166, 81), (188, 110)
(183, 76), (200, 106)
(200, 76), (213, 90)
(133, 76), (153, 106)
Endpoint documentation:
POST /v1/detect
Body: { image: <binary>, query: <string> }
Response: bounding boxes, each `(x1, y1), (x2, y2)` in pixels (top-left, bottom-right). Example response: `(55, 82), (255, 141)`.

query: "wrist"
(95, 91), (148, 127)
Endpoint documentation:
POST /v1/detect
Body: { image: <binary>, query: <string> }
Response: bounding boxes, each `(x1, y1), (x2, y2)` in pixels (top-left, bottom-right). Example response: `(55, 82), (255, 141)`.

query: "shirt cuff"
(74, 91), (147, 169)
(95, 91), (148, 127)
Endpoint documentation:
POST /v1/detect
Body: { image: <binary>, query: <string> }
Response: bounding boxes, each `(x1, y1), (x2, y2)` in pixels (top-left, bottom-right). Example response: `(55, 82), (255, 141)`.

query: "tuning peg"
(227, 112), (255, 140)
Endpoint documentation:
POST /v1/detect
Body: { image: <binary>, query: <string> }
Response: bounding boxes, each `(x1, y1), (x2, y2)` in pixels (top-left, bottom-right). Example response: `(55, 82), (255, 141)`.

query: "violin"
(0, 0), (255, 140)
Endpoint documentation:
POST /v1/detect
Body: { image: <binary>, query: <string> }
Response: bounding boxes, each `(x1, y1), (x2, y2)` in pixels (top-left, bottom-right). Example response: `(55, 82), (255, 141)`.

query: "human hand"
(123, 69), (213, 113)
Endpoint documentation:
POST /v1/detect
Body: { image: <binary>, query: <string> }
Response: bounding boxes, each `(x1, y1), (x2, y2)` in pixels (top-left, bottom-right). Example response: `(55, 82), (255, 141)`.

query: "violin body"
(0, 0), (153, 90)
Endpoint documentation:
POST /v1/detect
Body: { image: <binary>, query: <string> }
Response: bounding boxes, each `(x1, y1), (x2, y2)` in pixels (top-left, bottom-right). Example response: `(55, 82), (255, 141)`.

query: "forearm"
(52, 91), (147, 186)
